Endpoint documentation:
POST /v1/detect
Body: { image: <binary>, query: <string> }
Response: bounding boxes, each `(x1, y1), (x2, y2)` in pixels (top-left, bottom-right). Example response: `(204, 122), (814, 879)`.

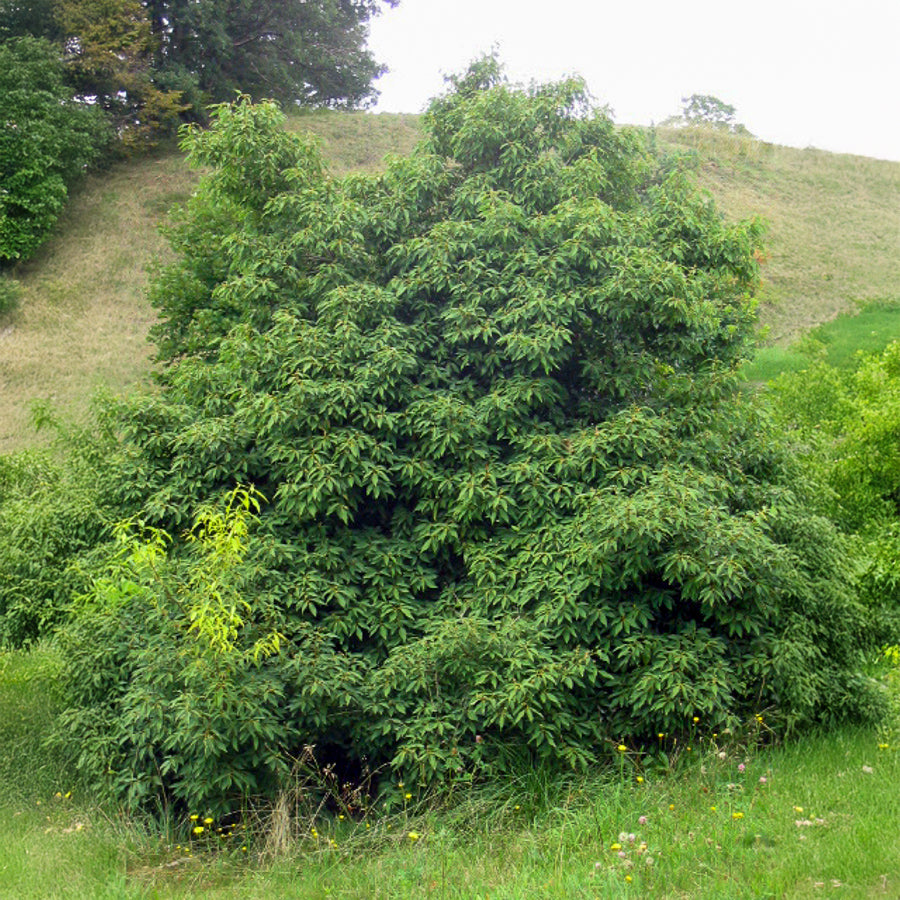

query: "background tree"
(56, 0), (186, 148)
(0, 36), (108, 262)
(48, 63), (884, 814)
(0, 0), (61, 40)
(666, 93), (751, 135)
(146, 0), (397, 109)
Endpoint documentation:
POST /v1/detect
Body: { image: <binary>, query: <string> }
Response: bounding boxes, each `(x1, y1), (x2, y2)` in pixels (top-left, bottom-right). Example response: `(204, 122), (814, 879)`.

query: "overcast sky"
(367, 0), (900, 162)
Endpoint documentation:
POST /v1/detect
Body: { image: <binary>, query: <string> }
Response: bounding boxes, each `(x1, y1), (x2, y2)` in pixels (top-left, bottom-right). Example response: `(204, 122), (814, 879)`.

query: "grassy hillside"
(659, 126), (900, 345)
(0, 112), (897, 453)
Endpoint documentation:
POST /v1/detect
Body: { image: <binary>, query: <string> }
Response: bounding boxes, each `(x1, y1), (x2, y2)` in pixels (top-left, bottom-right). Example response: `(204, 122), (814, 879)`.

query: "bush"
(0, 37), (108, 262)
(0, 410), (123, 648)
(51, 60), (883, 814)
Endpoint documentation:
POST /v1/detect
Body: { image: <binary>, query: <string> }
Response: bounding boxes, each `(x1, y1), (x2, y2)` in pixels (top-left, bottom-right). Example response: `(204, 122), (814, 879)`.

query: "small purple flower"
(738, 763), (746, 773)
(638, 815), (648, 826)
(759, 776), (767, 784)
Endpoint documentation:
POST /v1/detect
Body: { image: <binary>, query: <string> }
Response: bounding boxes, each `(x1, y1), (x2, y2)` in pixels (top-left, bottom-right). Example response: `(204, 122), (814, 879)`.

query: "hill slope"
(660, 127), (900, 344)
(0, 113), (896, 453)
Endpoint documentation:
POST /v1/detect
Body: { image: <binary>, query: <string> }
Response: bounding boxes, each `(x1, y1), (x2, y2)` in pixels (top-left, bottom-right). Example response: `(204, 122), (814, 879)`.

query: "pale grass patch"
(659, 126), (900, 346)
(0, 151), (198, 454)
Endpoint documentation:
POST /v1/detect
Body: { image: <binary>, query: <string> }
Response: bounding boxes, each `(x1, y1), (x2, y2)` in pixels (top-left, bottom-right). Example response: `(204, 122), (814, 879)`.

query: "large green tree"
(57, 0), (186, 147)
(50, 62), (883, 814)
(146, 0), (397, 107)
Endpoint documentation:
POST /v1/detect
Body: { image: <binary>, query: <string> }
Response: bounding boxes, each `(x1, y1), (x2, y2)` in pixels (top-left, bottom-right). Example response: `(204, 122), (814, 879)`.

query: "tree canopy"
(1, 0), (397, 119)
(666, 93), (750, 135)
(146, 0), (397, 108)
(46, 61), (883, 813)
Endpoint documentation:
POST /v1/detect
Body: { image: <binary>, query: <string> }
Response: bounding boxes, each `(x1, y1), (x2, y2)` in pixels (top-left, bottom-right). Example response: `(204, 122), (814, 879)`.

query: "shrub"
(52, 59), (884, 814)
(0, 37), (109, 262)
(0, 409), (123, 647)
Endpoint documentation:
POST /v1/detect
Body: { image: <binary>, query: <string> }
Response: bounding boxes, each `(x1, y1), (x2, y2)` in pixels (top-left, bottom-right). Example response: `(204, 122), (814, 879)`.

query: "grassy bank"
(2, 646), (898, 899)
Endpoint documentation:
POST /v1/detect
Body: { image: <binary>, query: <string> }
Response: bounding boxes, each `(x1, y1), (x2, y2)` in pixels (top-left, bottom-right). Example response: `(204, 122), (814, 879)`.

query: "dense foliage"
(145, 0), (397, 109)
(0, 414), (118, 646)
(1, 0), (396, 126)
(772, 344), (900, 628)
(55, 0), (187, 148)
(0, 36), (108, 262)
(49, 62), (884, 814)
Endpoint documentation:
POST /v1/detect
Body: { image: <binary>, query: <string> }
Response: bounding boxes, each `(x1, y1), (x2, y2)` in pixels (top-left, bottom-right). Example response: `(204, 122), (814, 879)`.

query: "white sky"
(367, 0), (900, 162)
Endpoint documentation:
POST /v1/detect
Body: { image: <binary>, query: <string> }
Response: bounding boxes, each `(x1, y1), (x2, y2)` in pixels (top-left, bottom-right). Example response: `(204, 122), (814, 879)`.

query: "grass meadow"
(3, 646), (900, 899)
(1, 117), (900, 897)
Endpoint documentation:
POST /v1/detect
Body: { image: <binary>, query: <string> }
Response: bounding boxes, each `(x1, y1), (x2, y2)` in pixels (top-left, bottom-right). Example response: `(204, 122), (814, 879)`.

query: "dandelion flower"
(407, 831), (420, 842)
(625, 875), (633, 883)
(611, 842), (622, 851)
(732, 812), (744, 820)
(617, 744), (627, 753)
(793, 806), (803, 813)
(189, 814), (199, 821)
(405, 792), (412, 800)
(636, 776), (644, 784)
(203, 817), (213, 825)
(192, 826), (204, 835)
(878, 743), (890, 750)
(692, 716), (699, 724)
(710, 806), (716, 812)
(668, 804), (675, 811)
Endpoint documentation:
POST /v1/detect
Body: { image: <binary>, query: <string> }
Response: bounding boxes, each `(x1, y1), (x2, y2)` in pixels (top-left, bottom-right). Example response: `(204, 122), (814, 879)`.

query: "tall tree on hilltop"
(57, 0), (186, 147)
(147, 0), (398, 108)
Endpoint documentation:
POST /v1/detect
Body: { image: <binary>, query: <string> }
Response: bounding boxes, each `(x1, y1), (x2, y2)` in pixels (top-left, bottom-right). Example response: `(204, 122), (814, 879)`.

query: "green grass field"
(3, 646), (900, 898)
(2, 116), (900, 898)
